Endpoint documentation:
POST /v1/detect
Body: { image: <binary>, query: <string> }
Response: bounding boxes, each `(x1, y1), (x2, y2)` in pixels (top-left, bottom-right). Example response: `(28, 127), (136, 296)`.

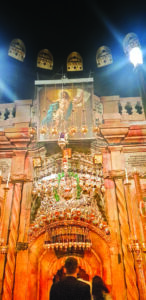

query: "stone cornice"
(108, 145), (123, 152)
(99, 123), (146, 145)
(104, 169), (146, 179)
(109, 170), (125, 179)
(122, 145), (146, 153)
(100, 124), (129, 144)
(0, 128), (31, 151)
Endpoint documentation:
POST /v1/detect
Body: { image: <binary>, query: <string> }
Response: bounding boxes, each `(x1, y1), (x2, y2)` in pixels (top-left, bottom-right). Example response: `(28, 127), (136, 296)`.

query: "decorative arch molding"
(28, 220), (111, 244)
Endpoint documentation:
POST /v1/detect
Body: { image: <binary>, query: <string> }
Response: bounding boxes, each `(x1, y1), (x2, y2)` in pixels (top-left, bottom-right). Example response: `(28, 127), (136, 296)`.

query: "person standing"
(50, 257), (91, 300)
(92, 276), (112, 300)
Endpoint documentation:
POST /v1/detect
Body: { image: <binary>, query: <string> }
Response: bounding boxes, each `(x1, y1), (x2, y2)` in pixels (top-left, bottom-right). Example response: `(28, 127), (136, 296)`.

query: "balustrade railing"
(0, 96), (145, 129)
(0, 104), (16, 122)
(0, 99), (33, 127)
(118, 97), (145, 121)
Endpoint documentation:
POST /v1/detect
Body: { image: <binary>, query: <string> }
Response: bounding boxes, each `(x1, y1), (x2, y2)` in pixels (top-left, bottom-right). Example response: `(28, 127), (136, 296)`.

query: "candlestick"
(0, 169), (2, 186)
(6, 172), (10, 188)
(125, 168), (129, 183)
(133, 167), (138, 174)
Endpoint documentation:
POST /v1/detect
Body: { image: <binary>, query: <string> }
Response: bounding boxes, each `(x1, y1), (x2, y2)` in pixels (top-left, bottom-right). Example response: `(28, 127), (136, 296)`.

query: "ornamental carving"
(29, 151), (110, 249)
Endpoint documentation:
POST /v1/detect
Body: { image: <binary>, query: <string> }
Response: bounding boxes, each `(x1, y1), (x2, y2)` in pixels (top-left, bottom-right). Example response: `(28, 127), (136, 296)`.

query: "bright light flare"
(129, 47), (143, 67)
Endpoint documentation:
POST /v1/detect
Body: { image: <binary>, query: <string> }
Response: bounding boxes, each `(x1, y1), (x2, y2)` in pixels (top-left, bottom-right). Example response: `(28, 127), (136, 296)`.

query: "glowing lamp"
(81, 125), (88, 135)
(129, 47), (143, 67)
(51, 127), (58, 135)
(40, 126), (47, 135)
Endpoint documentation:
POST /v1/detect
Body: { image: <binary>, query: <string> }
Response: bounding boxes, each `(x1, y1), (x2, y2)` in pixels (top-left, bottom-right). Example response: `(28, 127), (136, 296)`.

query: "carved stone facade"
(0, 81), (146, 300)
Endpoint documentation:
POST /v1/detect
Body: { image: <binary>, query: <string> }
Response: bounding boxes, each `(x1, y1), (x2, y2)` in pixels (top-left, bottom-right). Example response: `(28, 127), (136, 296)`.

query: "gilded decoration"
(16, 242), (28, 251)
(37, 49), (53, 70)
(8, 38), (26, 62)
(67, 52), (83, 71)
(33, 157), (42, 168)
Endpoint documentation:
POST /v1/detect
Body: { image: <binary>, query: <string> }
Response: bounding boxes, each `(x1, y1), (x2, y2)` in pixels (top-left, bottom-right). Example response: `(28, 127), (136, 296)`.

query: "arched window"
(67, 52), (83, 71)
(8, 38), (26, 62)
(96, 46), (113, 68)
(123, 32), (141, 56)
(37, 49), (53, 70)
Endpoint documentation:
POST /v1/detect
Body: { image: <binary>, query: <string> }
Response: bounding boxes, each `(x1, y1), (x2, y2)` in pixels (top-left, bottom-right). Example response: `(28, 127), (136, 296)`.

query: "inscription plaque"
(0, 159), (11, 180)
(124, 152), (146, 173)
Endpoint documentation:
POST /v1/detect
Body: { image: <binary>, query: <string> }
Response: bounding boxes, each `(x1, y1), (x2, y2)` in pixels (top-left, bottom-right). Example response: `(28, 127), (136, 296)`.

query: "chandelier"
(29, 150), (110, 249)
(44, 225), (92, 252)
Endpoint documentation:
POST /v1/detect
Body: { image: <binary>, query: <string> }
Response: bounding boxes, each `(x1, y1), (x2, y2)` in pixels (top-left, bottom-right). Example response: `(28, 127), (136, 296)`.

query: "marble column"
(111, 170), (139, 300)
(102, 148), (126, 300)
(0, 186), (13, 300)
(124, 182), (146, 300)
(13, 153), (33, 300)
(133, 170), (145, 241)
(108, 146), (138, 300)
(2, 150), (27, 300)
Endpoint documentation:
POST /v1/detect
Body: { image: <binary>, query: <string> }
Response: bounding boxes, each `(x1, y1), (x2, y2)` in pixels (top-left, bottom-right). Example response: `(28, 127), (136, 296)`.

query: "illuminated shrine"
(0, 75), (146, 300)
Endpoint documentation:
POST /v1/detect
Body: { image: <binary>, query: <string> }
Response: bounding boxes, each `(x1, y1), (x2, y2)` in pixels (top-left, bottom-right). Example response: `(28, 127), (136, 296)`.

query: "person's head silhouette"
(64, 257), (78, 276)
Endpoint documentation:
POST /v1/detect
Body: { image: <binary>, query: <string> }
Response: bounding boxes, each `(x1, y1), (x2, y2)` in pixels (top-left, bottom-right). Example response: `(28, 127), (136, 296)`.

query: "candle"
(6, 172), (10, 187)
(125, 168), (129, 183)
(0, 169), (2, 185)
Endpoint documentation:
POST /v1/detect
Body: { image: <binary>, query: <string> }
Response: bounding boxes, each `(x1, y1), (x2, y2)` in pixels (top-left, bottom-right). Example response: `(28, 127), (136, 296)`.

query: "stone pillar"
(111, 170), (139, 300)
(124, 182), (146, 300)
(133, 170), (145, 241)
(101, 95), (121, 125)
(108, 146), (139, 300)
(0, 186), (13, 300)
(2, 150), (27, 300)
(102, 148), (126, 300)
(13, 153), (33, 300)
(133, 170), (143, 204)
(2, 182), (24, 300)
(14, 100), (32, 127)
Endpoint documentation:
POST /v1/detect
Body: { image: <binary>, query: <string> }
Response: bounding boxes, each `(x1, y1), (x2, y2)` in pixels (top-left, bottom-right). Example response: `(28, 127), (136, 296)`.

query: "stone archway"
(37, 250), (101, 300)
(26, 227), (112, 300)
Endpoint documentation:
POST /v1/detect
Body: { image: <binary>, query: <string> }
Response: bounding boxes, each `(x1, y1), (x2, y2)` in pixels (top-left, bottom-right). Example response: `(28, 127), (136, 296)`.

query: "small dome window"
(67, 52), (83, 71)
(123, 32), (141, 56)
(8, 38), (26, 62)
(37, 49), (53, 70)
(96, 46), (113, 68)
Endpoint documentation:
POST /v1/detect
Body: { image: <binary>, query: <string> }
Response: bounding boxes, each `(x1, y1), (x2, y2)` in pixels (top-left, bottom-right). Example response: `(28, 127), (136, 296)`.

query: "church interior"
(0, 33), (146, 300)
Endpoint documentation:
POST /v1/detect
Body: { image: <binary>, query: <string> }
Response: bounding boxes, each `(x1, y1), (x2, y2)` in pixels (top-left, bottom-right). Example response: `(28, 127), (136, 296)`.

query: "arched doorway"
(52, 265), (89, 283)
(26, 227), (112, 300)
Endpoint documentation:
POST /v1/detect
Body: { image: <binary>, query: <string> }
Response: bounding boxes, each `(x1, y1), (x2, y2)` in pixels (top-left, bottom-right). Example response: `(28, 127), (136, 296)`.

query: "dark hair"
(92, 276), (109, 300)
(61, 90), (69, 99)
(64, 257), (78, 274)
